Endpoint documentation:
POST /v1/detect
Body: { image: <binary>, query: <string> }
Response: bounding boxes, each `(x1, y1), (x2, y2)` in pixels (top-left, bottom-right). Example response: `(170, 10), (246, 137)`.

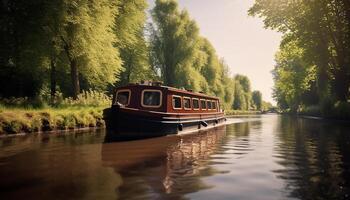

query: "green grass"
(0, 90), (112, 135)
(299, 101), (350, 120)
(225, 110), (261, 115)
(0, 106), (107, 135)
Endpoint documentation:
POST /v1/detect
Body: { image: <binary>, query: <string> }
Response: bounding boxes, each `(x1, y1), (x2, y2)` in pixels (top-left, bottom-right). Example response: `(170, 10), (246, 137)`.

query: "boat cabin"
(112, 82), (221, 114)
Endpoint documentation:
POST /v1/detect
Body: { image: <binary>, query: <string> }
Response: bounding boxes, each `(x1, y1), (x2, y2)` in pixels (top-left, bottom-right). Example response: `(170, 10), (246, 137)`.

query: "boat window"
(212, 101), (217, 110)
(192, 98), (199, 110)
(207, 100), (212, 110)
(172, 96), (182, 109)
(142, 90), (162, 108)
(183, 97), (191, 110)
(116, 90), (130, 106)
(201, 99), (207, 110)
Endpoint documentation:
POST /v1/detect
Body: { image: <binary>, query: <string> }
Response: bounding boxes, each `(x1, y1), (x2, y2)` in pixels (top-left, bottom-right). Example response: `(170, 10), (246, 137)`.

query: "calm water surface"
(1, 114), (350, 200)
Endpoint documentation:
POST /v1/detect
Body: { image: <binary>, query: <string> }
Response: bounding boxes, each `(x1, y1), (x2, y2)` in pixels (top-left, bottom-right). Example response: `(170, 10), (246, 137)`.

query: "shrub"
(30, 115), (42, 132)
(333, 101), (350, 119)
(0, 89), (110, 109)
(55, 115), (67, 130)
(64, 114), (77, 129)
(60, 89), (111, 107)
(225, 110), (261, 115)
(300, 105), (321, 116)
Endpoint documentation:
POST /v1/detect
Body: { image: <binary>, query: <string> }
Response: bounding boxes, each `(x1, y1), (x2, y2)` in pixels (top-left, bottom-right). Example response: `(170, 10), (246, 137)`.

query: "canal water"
(1, 114), (350, 200)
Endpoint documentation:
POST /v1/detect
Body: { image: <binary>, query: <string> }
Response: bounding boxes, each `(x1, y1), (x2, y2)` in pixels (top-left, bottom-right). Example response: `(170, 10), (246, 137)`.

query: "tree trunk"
(50, 58), (57, 102)
(333, 61), (349, 101)
(70, 59), (80, 99)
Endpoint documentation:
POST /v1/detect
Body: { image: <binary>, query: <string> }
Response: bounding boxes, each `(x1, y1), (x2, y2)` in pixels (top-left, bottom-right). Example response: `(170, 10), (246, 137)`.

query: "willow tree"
(220, 60), (235, 110)
(200, 38), (226, 97)
(114, 0), (153, 86)
(58, 0), (121, 98)
(150, 0), (208, 91)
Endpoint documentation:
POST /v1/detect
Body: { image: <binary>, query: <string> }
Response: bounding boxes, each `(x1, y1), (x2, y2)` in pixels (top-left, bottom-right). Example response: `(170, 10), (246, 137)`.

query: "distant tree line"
(0, 0), (265, 111)
(250, 0), (350, 115)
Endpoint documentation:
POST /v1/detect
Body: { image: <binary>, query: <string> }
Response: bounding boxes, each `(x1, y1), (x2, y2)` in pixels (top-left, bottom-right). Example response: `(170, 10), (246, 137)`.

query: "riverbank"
(286, 102), (350, 121)
(0, 107), (106, 135)
(224, 110), (262, 115)
(0, 107), (263, 136)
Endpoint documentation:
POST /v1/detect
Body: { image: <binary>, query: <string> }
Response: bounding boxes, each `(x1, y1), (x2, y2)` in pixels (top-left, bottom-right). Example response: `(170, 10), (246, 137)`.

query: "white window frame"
(172, 95), (182, 110)
(115, 89), (131, 106)
(141, 89), (163, 108)
(200, 99), (207, 110)
(192, 98), (200, 110)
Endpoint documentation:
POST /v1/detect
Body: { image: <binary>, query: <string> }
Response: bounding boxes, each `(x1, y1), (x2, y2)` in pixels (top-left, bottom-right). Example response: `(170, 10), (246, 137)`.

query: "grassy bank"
(0, 106), (106, 135)
(0, 90), (111, 135)
(296, 101), (350, 120)
(225, 110), (262, 115)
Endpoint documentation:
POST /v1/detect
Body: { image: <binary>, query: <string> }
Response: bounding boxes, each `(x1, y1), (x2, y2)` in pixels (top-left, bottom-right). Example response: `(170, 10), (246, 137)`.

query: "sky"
(148, 0), (282, 104)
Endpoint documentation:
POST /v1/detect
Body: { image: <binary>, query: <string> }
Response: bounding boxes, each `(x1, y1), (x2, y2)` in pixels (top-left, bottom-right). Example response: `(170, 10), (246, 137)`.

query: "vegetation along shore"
(0, 0), (275, 136)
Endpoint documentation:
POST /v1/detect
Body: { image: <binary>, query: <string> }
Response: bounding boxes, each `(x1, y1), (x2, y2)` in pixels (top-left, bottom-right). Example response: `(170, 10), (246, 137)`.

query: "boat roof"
(116, 83), (220, 100)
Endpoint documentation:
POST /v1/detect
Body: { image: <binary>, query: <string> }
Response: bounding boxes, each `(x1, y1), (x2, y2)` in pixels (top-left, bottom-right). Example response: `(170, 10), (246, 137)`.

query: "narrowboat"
(103, 81), (225, 138)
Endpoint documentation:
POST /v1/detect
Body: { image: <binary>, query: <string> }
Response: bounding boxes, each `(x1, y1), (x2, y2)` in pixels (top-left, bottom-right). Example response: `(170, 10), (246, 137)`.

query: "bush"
(299, 105), (321, 116)
(60, 90), (111, 107)
(333, 101), (350, 119)
(225, 110), (261, 115)
(0, 89), (111, 109)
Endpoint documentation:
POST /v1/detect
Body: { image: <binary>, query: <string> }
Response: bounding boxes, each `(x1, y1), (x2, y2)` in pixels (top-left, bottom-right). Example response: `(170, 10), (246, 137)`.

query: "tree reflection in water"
(1, 115), (350, 200)
(273, 116), (350, 200)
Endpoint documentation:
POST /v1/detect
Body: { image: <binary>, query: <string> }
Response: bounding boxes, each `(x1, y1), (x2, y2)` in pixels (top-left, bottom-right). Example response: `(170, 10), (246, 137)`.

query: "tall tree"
(58, 0), (122, 98)
(249, 0), (350, 104)
(252, 90), (262, 111)
(150, 0), (208, 91)
(114, 0), (153, 86)
(0, 0), (49, 97)
(233, 74), (252, 110)
(272, 39), (316, 112)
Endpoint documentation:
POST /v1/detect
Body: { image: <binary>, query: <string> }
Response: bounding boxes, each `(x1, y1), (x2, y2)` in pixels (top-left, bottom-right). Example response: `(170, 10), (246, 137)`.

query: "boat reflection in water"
(101, 126), (228, 199)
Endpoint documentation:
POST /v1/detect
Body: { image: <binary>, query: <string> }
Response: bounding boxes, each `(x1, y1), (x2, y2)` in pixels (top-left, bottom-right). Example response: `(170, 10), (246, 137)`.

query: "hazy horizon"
(149, 0), (282, 104)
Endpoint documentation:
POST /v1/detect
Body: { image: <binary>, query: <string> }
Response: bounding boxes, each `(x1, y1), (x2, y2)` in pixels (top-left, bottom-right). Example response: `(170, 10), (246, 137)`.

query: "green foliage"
(0, 90), (110, 109)
(252, 91), (262, 110)
(115, 0), (155, 85)
(149, 0), (251, 110)
(0, 107), (105, 135)
(0, 0), (122, 99)
(261, 101), (274, 112)
(250, 0), (350, 118)
(150, 0), (206, 90)
(60, 90), (111, 107)
(272, 39), (316, 113)
(233, 75), (252, 110)
(225, 110), (261, 116)
(0, 0), (264, 115)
